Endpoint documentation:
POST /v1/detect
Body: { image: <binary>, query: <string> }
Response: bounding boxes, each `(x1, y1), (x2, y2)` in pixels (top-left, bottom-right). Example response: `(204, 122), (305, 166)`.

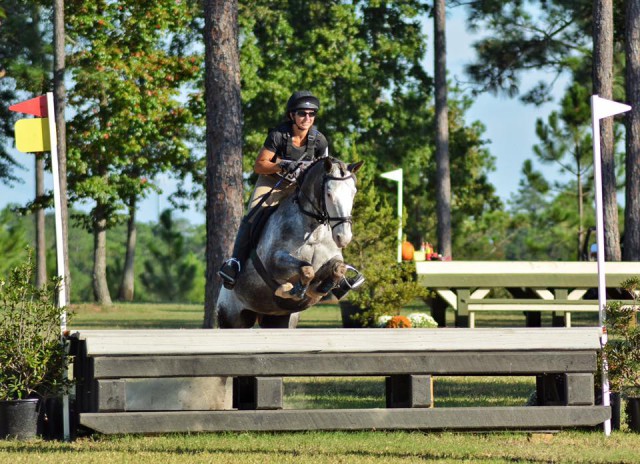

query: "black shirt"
(263, 122), (329, 162)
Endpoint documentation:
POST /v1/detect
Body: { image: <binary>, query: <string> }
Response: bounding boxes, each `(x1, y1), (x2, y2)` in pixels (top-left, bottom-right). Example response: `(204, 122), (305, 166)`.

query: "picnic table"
(415, 261), (639, 327)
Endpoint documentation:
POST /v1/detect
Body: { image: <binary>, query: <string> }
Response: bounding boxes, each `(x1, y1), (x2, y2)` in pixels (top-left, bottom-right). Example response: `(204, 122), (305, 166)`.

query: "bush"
(342, 162), (428, 326)
(0, 250), (72, 400)
(602, 277), (640, 396)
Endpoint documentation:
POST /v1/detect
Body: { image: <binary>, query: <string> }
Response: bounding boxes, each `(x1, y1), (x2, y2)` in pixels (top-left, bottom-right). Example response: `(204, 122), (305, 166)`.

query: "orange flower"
(386, 315), (412, 328)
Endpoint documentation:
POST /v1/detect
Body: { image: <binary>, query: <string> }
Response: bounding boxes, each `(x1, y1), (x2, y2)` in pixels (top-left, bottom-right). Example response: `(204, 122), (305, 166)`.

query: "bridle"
(296, 162), (355, 230)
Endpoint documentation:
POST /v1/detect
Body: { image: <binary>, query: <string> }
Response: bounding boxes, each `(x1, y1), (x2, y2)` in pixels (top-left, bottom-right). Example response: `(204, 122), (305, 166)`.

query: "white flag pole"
(46, 92), (70, 441)
(590, 95), (632, 436)
(380, 169), (403, 263)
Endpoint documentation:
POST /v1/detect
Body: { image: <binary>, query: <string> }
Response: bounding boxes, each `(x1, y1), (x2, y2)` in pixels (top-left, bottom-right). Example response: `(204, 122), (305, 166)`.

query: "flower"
(376, 315), (393, 328)
(386, 315), (412, 328)
(407, 312), (439, 328)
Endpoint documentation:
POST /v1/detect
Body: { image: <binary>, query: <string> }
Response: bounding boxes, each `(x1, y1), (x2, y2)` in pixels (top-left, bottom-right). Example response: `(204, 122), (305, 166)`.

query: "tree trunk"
(577, 170), (584, 260)
(92, 203), (112, 305)
(593, 0), (621, 260)
(434, 0), (452, 258)
(203, 0), (244, 327)
(623, 0), (640, 260)
(35, 154), (46, 288)
(53, 0), (70, 299)
(118, 197), (137, 301)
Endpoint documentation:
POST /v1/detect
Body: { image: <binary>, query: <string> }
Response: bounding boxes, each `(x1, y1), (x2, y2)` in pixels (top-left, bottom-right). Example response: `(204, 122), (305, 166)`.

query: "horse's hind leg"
(217, 289), (258, 328)
(258, 313), (299, 328)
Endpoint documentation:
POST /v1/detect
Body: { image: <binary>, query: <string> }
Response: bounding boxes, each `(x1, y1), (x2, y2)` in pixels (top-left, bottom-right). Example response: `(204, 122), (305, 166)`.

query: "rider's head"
(286, 91), (320, 124)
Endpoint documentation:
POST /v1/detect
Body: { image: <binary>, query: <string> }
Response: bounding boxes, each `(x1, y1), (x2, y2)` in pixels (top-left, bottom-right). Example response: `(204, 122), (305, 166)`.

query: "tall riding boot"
(218, 218), (253, 289)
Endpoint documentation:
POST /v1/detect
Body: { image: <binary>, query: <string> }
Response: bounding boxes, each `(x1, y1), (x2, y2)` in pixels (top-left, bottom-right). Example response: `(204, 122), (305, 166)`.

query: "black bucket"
(611, 392), (621, 431)
(626, 397), (640, 432)
(0, 399), (40, 440)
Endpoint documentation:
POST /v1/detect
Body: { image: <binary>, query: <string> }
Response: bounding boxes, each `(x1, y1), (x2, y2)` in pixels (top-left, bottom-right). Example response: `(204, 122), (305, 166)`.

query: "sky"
(0, 7), (571, 226)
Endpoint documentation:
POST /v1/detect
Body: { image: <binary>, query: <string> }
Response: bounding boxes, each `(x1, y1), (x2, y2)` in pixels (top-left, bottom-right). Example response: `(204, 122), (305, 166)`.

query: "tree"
(0, 1), (52, 287)
(533, 83), (593, 258)
(0, 4), (22, 186)
(506, 160), (583, 261)
(623, 0), (640, 260)
(53, 0), (70, 299)
(64, 0), (201, 304)
(592, 0), (620, 261)
(433, 0), (452, 258)
(140, 210), (197, 302)
(203, 0), (243, 327)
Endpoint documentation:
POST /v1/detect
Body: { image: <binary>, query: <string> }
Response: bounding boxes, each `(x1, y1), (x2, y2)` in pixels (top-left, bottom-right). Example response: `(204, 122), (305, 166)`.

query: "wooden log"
(79, 406), (610, 434)
(90, 351), (597, 379)
(70, 328), (603, 356)
(386, 375), (433, 408)
(96, 378), (233, 412)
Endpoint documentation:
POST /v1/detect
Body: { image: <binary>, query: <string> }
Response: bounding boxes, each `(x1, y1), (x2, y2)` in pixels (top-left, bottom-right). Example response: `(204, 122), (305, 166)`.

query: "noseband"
(296, 166), (355, 230)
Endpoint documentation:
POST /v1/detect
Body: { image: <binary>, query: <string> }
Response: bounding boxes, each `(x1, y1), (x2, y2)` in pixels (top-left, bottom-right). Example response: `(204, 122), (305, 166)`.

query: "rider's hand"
(279, 159), (297, 174)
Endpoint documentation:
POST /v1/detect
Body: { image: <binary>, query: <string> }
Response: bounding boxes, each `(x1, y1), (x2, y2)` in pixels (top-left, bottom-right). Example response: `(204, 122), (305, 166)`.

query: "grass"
(1, 301), (637, 463)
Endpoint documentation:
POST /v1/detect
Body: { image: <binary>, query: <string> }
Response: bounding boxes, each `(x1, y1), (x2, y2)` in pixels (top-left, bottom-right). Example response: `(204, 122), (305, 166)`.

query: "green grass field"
(1, 302), (638, 463)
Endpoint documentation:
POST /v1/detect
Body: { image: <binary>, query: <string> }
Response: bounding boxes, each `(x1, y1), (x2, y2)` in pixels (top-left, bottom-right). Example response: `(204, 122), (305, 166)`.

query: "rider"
(218, 90), (364, 298)
(218, 90), (329, 289)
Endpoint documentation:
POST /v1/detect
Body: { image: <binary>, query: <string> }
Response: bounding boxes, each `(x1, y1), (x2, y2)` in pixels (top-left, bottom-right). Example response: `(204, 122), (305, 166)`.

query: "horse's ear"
(324, 157), (333, 171)
(348, 161), (364, 174)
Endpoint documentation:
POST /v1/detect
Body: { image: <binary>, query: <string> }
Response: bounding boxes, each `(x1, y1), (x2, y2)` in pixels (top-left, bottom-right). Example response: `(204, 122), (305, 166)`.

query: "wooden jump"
(69, 328), (609, 434)
(415, 261), (639, 327)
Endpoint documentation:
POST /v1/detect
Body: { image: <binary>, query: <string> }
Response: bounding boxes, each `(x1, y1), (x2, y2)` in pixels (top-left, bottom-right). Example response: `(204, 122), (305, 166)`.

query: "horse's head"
(298, 157), (363, 248)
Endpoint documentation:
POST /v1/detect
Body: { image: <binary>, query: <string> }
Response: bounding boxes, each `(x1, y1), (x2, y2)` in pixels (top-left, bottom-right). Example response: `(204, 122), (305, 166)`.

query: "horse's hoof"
(333, 262), (347, 278)
(300, 265), (315, 284)
(275, 283), (295, 299)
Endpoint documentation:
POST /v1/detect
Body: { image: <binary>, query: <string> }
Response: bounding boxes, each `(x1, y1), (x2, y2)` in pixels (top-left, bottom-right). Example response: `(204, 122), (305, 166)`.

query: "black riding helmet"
(286, 90), (320, 119)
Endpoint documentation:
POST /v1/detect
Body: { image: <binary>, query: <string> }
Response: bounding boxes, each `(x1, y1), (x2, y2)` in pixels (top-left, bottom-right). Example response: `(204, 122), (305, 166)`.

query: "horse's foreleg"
(270, 250), (315, 300)
(306, 258), (346, 301)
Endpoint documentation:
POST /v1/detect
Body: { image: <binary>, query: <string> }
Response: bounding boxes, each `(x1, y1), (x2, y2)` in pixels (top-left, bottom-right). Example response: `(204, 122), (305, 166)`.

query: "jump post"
(70, 327), (608, 434)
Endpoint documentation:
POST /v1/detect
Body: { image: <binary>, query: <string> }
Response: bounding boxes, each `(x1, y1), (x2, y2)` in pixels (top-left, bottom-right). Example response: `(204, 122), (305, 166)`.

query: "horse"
(216, 157), (363, 328)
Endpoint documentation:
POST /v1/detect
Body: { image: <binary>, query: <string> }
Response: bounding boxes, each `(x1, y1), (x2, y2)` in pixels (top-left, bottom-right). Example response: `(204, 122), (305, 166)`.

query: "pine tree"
(140, 210), (197, 302)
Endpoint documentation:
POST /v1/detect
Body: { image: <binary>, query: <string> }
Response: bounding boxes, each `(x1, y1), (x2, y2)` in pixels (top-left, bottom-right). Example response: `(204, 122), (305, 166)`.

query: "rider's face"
(292, 110), (316, 129)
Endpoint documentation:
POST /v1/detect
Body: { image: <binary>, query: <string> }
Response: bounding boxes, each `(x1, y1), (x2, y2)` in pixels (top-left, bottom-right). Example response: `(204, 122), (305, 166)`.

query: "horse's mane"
(297, 156), (349, 188)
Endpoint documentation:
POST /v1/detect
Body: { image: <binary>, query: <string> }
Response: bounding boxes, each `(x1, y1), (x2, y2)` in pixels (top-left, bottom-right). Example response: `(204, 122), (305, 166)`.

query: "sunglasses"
(295, 110), (317, 118)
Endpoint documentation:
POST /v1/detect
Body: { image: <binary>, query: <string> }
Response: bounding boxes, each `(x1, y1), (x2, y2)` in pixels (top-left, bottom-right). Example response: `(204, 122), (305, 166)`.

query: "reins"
(295, 161), (355, 230)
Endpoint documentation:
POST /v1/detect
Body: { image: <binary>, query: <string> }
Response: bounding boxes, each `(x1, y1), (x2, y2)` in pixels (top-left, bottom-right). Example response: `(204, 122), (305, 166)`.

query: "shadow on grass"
(284, 376), (536, 409)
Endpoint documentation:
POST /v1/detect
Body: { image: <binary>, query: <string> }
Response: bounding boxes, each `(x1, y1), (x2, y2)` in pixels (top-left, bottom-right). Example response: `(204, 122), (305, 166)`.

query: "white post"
(590, 94), (631, 436)
(46, 92), (70, 441)
(380, 169), (403, 263)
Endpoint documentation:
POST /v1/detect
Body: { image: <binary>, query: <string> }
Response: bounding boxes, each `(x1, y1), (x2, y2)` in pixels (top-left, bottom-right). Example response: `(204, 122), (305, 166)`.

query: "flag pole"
(590, 94), (632, 436)
(380, 169), (403, 263)
(46, 92), (70, 441)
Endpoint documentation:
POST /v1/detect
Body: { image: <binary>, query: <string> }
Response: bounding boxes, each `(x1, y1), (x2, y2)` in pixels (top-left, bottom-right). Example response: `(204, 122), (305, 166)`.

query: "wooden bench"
(69, 328), (609, 434)
(415, 261), (639, 327)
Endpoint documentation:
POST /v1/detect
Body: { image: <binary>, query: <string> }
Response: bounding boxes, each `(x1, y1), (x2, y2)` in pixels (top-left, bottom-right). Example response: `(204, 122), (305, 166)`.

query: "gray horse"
(217, 157), (363, 328)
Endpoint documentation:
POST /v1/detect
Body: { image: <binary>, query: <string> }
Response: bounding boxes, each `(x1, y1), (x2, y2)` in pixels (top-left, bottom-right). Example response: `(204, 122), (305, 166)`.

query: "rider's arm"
(253, 147), (282, 175)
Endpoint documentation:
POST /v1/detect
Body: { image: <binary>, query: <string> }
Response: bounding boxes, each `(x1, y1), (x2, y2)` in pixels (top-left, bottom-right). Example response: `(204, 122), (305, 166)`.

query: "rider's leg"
(219, 176), (294, 289)
(218, 217), (252, 289)
(332, 264), (365, 300)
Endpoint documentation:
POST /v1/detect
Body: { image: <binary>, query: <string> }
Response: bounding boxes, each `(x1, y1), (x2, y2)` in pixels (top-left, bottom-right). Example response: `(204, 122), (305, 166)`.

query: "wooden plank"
(90, 351), (597, 379)
(96, 378), (233, 412)
(467, 299), (601, 306)
(564, 374), (595, 406)
(416, 261), (639, 287)
(69, 328), (603, 356)
(79, 406), (610, 434)
(468, 304), (600, 312)
(386, 375), (433, 408)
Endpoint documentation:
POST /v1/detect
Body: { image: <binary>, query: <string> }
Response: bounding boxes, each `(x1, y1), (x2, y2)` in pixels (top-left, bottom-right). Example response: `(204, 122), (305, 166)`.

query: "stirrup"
(218, 258), (241, 289)
(333, 264), (365, 300)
